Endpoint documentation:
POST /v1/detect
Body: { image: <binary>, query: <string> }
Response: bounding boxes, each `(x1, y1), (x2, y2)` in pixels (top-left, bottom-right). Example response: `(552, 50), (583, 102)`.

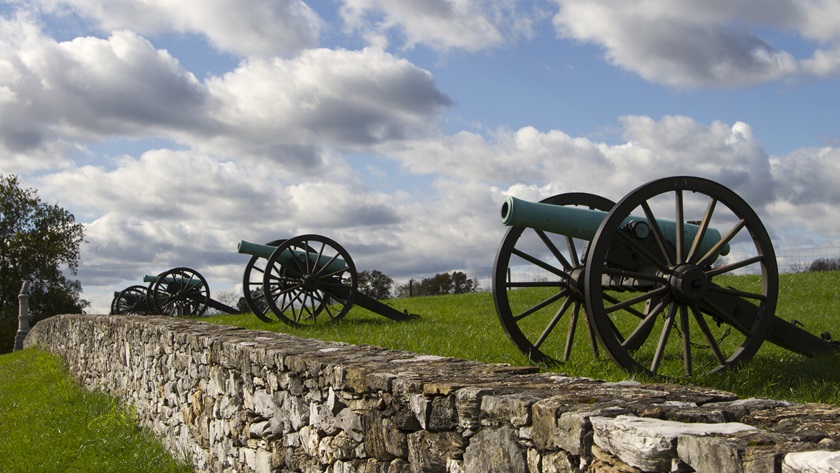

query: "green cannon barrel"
(237, 240), (349, 274)
(143, 274), (205, 288)
(501, 195), (729, 257)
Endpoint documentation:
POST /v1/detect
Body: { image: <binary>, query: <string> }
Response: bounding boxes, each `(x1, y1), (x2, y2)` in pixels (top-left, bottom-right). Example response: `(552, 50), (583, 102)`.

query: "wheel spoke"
(534, 229), (574, 271)
(650, 302), (677, 373)
(697, 219), (747, 268)
(640, 201), (674, 267)
(690, 304), (727, 366)
(706, 255), (765, 277)
(566, 235), (580, 267)
(563, 303), (581, 362)
(511, 248), (570, 279)
(686, 197), (717, 264)
(621, 294), (670, 350)
(534, 297), (573, 349)
(679, 305), (692, 376)
(603, 292), (649, 320)
(513, 289), (570, 322)
(604, 286), (668, 314)
(675, 190), (685, 264)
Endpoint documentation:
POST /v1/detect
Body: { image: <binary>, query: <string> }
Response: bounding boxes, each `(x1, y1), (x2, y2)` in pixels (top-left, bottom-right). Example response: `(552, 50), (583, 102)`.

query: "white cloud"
(385, 115), (773, 205)
(192, 47), (452, 169)
(549, 0), (840, 88)
(0, 17), (207, 171)
(551, 0), (804, 88)
(340, 0), (540, 52)
(27, 0), (323, 57)
(0, 15), (452, 173)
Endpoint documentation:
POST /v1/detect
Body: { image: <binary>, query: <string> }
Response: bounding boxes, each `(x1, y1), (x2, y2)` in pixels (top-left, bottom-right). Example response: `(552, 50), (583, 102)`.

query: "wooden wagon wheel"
(584, 176), (778, 377)
(111, 285), (151, 315)
(262, 234), (357, 326)
(149, 267), (210, 316)
(242, 239), (286, 322)
(493, 193), (615, 364)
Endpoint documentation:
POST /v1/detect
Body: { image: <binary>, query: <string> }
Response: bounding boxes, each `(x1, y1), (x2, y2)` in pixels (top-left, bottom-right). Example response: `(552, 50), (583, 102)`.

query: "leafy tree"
(358, 270), (394, 300)
(0, 175), (88, 353)
(396, 271), (479, 297)
(808, 258), (840, 272)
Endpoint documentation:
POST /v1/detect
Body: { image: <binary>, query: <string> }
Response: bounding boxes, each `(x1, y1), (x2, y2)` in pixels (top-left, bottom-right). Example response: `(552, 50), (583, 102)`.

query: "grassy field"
(0, 348), (192, 473)
(199, 270), (840, 406)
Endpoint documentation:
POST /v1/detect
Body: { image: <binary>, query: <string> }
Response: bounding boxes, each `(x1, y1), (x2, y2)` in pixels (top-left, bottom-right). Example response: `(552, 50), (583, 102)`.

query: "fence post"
(14, 281), (31, 351)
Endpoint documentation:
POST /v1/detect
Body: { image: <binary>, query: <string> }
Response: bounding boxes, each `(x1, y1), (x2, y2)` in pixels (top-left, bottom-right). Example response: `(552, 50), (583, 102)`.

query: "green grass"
(0, 348), (192, 473)
(198, 271), (840, 406)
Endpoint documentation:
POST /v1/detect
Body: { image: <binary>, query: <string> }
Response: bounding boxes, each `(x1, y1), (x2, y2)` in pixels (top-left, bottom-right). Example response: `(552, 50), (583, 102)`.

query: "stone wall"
(23, 314), (840, 473)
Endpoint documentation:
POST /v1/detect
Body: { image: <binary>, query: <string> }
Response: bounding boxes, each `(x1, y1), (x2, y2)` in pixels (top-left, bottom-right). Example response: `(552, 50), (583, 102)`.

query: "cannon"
(238, 234), (418, 326)
(143, 267), (241, 316)
(110, 285), (151, 315)
(493, 176), (839, 377)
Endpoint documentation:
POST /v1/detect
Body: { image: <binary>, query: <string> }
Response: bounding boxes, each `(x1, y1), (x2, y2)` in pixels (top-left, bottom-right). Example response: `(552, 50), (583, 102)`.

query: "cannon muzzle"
(237, 240), (349, 274)
(501, 195), (729, 257)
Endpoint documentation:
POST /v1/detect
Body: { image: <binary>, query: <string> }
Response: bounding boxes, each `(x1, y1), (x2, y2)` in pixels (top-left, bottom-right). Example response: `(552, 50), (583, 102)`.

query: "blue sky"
(1, 0), (839, 313)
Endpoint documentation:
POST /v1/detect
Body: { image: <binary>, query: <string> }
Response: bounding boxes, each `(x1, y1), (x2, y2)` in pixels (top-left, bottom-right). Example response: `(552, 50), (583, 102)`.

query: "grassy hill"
(200, 270), (840, 406)
(1, 271), (836, 471)
(0, 348), (191, 473)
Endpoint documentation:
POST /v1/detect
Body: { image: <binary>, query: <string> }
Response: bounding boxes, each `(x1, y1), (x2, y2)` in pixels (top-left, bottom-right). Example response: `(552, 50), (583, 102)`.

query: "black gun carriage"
(111, 267), (240, 316)
(493, 176), (839, 377)
(238, 234), (418, 326)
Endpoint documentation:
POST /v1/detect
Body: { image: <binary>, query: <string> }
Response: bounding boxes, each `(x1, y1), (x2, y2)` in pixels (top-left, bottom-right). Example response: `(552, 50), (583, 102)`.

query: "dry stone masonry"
(24, 314), (840, 473)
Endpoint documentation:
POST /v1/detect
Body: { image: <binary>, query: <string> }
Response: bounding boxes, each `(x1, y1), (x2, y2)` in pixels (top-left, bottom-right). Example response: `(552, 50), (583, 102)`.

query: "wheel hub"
(667, 264), (709, 303)
(302, 274), (320, 291)
(568, 267), (587, 301)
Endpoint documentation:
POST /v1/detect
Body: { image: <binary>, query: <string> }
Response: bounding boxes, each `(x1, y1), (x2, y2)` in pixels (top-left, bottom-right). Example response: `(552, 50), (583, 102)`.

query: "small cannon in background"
(110, 285), (151, 315)
(238, 234), (418, 326)
(143, 267), (241, 316)
(493, 176), (839, 377)
(111, 267), (241, 316)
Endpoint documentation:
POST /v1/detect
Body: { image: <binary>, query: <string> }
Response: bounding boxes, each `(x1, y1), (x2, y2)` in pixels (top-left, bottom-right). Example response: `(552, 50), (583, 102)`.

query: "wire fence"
(500, 247), (840, 283)
(776, 247), (840, 273)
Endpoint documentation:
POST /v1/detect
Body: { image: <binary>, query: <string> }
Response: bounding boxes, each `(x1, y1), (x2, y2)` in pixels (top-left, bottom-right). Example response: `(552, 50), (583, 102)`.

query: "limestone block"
(252, 389), (275, 418)
(480, 393), (540, 428)
(298, 425), (321, 458)
(454, 387), (494, 431)
(531, 396), (629, 456)
(676, 431), (783, 473)
(318, 431), (359, 463)
(407, 430), (466, 473)
(782, 450), (840, 473)
(428, 395), (457, 431)
(410, 394), (432, 429)
(592, 415), (758, 472)
(704, 397), (792, 421)
(462, 426), (527, 473)
(364, 412), (408, 461)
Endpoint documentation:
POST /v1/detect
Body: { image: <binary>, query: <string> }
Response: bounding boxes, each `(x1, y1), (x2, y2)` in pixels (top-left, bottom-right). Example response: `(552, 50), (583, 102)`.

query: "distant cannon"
(238, 234), (418, 326)
(493, 176), (839, 377)
(144, 267), (240, 316)
(110, 285), (151, 315)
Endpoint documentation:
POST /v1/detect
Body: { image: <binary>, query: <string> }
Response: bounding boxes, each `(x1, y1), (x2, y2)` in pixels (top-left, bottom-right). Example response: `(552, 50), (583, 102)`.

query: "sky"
(2, 0), (840, 314)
